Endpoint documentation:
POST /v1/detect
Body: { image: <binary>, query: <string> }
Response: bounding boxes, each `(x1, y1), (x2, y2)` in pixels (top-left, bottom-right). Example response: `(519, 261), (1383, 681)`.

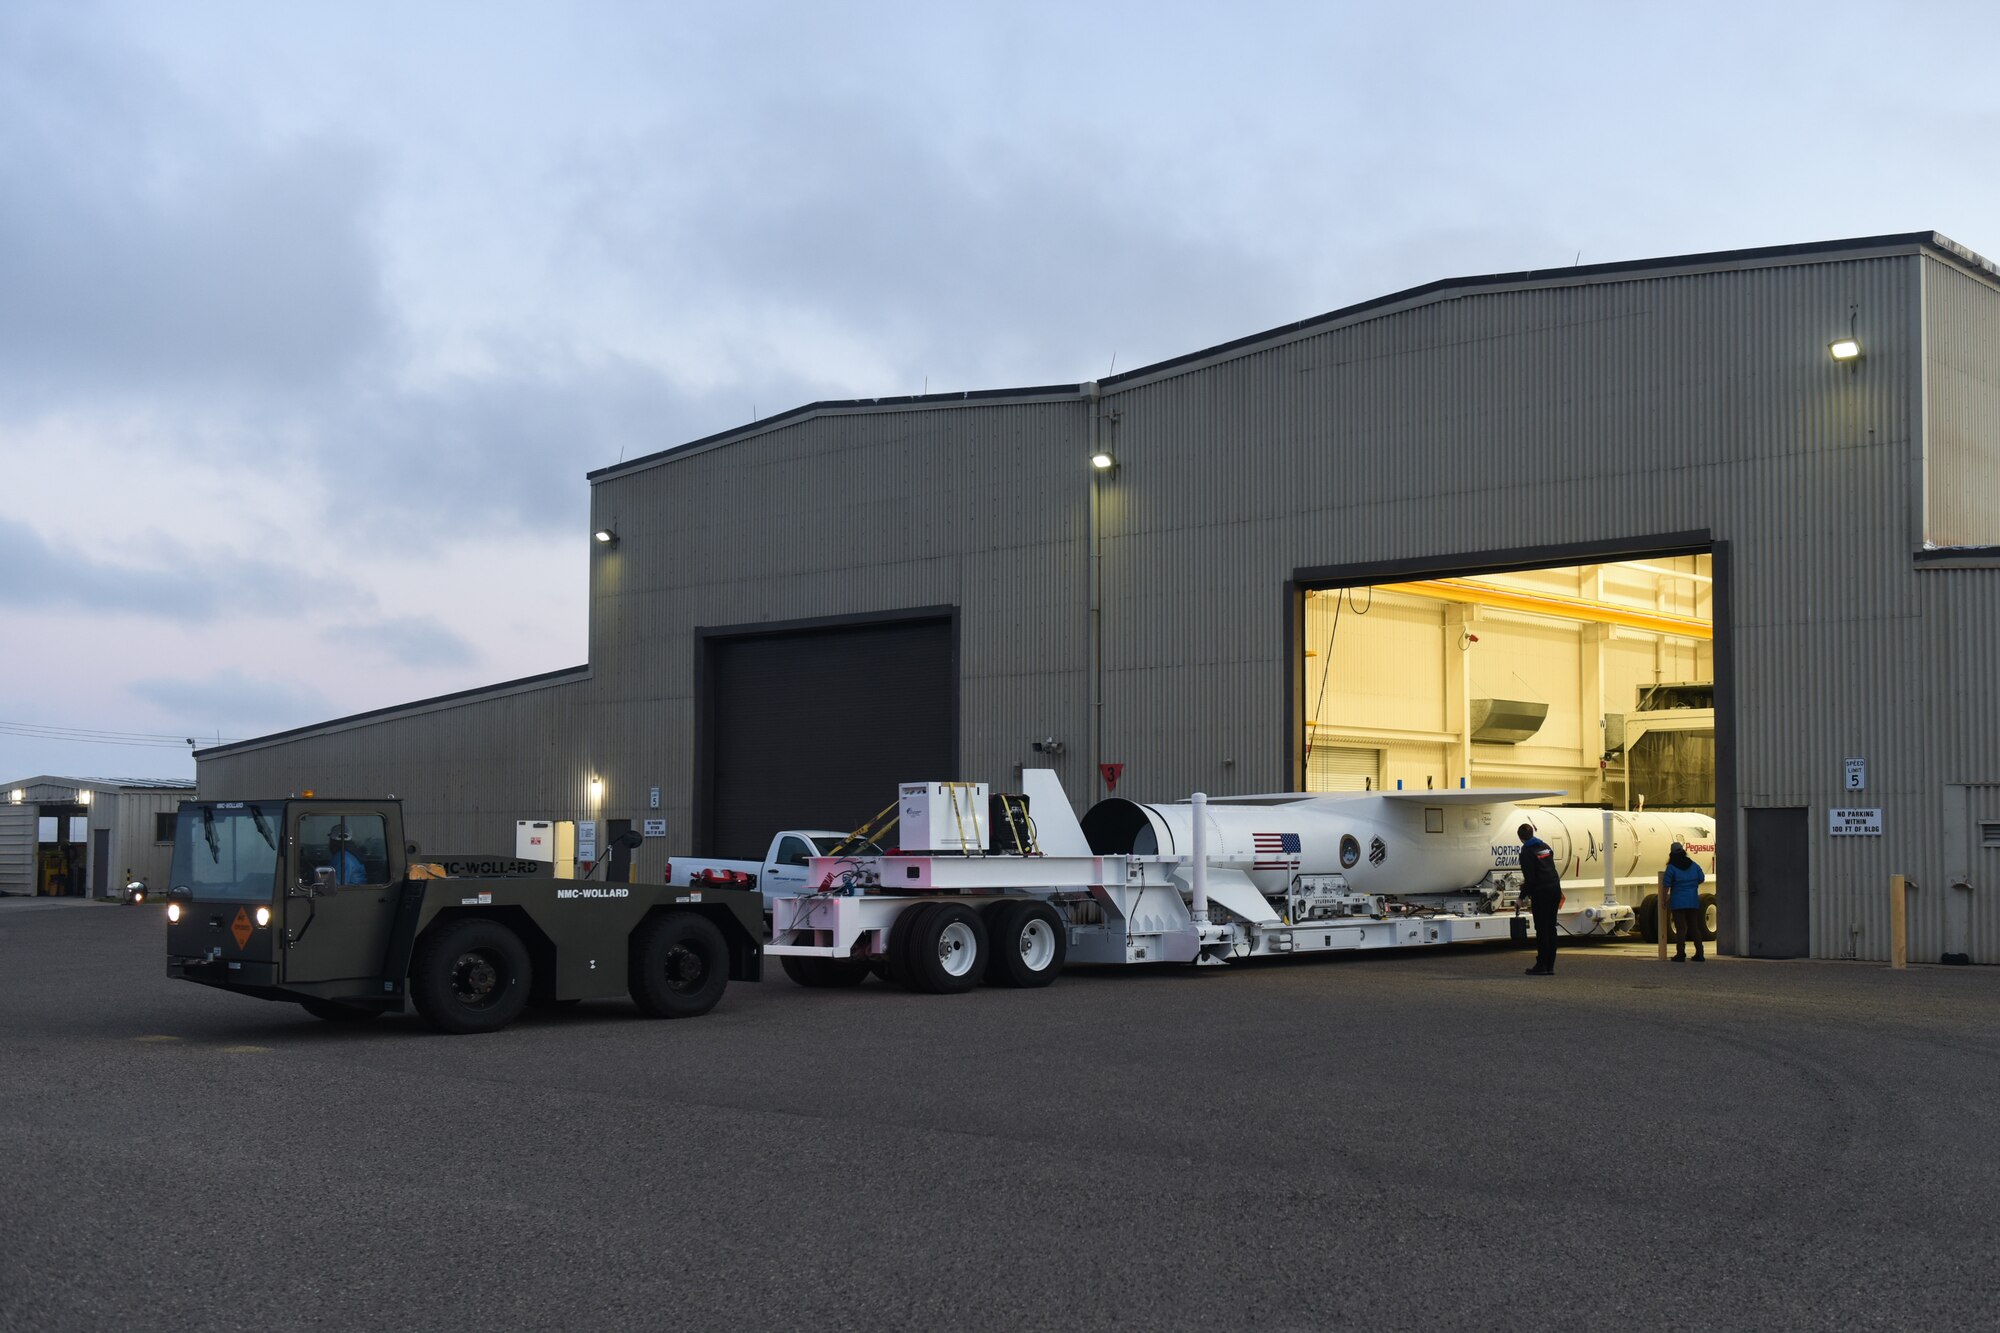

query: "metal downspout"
(1086, 381), (1102, 805)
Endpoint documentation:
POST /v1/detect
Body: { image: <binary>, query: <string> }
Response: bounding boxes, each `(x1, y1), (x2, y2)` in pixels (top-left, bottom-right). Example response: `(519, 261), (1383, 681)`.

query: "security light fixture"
(593, 528), (619, 547)
(8, 789), (21, 804)
(1090, 451), (1116, 472)
(1829, 338), (1862, 362)
(589, 776), (604, 802)
(78, 789), (92, 806)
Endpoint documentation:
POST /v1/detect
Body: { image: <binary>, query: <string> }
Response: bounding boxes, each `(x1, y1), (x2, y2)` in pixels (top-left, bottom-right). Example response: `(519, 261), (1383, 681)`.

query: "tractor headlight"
(254, 906), (271, 927)
(166, 903), (182, 923)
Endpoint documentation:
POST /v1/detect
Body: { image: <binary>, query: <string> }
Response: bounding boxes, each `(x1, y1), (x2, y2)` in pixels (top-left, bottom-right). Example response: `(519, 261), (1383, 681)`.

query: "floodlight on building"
(1090, 451), (1117, 472)
(8, 789), (21, 804)
(78, 789), (92, 806)
(589, 776), (604, 802)
(1829, 338), (1862, 362)
(593, 528), (619, 547)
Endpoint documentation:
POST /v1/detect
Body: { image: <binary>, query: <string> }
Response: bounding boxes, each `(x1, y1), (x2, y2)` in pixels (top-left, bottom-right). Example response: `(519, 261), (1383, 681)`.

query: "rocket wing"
(1372, 789), (1565, 804)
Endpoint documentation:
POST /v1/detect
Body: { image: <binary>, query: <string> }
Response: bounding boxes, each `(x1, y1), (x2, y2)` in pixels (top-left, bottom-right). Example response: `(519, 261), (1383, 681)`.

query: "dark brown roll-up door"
(699, 615), (956, 856)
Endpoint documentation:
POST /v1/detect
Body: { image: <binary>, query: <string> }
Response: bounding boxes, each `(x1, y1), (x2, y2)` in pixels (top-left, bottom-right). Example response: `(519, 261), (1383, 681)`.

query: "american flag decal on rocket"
(1252, 832), (1302, 870)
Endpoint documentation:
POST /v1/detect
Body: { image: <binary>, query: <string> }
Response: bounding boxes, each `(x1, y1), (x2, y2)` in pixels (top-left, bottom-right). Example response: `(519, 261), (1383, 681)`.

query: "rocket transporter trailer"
(768, 771), (1716, 992)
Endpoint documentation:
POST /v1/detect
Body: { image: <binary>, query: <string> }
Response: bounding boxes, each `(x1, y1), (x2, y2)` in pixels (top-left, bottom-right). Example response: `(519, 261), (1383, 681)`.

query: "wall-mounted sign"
(642, 819), (666, 838)
(1829, 808), (1882, 836)
(577, 819), (598, 861)
(1843, 758), (1866, 791)
(649, 787), (660, 810)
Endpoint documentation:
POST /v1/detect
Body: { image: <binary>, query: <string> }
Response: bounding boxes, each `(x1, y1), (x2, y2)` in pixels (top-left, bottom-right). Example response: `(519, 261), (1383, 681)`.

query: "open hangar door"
(1293, 542), (1751, 951)
(696, 611), (957, 857)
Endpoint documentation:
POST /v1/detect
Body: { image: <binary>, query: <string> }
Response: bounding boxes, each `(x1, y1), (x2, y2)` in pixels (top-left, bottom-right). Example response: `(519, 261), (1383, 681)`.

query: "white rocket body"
(1079, 789), (1716, 902)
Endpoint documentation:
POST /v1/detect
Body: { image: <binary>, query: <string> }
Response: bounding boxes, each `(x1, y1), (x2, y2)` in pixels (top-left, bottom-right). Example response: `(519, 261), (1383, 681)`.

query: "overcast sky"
(2, 0), (1994, 782)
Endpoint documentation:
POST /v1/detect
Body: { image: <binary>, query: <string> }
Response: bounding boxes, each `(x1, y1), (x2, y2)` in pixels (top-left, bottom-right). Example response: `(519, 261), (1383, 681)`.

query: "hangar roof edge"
(193, 664), (591, 762)
(588, 230), (1989, 485)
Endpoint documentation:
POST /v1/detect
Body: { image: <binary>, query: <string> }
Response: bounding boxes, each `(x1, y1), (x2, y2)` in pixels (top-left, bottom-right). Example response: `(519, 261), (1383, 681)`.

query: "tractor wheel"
(409, 918), (533, 1034)
(629, 911), (730, 1019)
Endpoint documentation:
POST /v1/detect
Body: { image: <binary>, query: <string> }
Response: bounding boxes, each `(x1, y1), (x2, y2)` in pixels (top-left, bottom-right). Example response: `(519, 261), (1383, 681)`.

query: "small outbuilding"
(0, 776), (196, 898)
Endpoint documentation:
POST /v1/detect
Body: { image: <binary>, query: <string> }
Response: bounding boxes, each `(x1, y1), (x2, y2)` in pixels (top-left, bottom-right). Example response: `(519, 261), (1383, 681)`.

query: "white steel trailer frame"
(767, 774), (1637, 980)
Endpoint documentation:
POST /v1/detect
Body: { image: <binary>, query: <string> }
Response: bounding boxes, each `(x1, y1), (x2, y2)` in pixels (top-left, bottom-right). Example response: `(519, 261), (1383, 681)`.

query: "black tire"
(298, 998), (381, 1023)
(409, 917), (532, 1034)
(983, 901), (1066, 988)
(779, 954), (871, 988)
(629, 911), (730, 1018)
(904, 902), (987, 995)
(1636, 894), (1661, 944)
(1698, 892), (1719, 942)
(884, 902), (938, 987)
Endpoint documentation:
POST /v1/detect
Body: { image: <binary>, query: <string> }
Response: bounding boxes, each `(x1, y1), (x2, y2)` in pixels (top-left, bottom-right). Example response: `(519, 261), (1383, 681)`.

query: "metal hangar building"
(197, 231), (2000, 964)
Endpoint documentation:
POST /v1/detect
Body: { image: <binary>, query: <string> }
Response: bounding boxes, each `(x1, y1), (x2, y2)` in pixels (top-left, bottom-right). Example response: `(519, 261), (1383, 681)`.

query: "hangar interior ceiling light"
(1829, 338), (1863, 361)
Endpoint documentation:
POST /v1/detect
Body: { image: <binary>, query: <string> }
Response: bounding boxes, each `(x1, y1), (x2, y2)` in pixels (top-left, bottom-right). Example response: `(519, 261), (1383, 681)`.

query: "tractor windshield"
(169, 802), (284, 901)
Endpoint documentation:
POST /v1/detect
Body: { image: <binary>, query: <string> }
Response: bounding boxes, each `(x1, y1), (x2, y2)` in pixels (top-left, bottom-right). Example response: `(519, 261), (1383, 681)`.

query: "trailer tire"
(298, 998), (381, 1024)
(1636, 894), (1661, 944)
(905, 902), (987, 995)
(984, 901), (1065, 988)
(885, 902), (938, 987)
(1699, 892), (1719, 941)
(779, 954), (871, 988)
(409, 917), (533, 1034)
(629, 911), (731, 1018)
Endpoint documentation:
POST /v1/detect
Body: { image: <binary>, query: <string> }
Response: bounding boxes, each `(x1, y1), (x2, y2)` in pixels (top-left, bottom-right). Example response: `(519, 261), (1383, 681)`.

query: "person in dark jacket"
(1664, 841), (1707, 962)
(1517, 822), (1562, 975)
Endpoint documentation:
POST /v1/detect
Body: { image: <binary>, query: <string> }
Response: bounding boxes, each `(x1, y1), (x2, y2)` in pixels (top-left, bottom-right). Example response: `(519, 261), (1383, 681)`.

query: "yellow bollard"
(1889, 874), (1908, 969)
(1656, 870), (1669, 961)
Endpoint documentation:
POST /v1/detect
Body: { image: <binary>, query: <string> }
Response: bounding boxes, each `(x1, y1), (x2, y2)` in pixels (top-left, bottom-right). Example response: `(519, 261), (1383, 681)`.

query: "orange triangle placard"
(231, 908), (253, 949)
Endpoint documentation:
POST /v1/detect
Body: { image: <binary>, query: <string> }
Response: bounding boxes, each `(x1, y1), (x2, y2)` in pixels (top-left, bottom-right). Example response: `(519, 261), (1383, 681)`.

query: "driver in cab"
(320, 822), (368, 886)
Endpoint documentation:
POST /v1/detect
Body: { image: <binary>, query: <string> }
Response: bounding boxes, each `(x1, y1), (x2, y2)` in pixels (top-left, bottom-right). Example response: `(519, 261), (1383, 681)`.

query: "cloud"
(0, 515), (369, 619)
(324, 615), (477, 669)
(0, 11), (390, 401)
(128, 668), (333, 738)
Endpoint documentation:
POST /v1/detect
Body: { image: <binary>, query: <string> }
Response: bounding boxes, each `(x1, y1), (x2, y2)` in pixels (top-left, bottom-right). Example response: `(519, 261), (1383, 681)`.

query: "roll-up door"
(700, 615), (956, 856)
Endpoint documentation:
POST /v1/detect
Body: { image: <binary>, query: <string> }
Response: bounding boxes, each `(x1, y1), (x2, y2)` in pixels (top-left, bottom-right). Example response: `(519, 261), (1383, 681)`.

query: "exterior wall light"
(78, 789), (92, 805)
(1829, 338), (1862, 362)
(589, 776), (604, 802)
(8, 789), (22, 804)
(593, 528), (619, 547)
(1090, 451), (1117, 472)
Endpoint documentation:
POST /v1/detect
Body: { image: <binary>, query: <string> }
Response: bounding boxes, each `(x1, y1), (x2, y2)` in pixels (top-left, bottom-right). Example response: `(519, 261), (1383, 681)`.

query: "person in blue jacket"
(1665, 841), (1707, 962)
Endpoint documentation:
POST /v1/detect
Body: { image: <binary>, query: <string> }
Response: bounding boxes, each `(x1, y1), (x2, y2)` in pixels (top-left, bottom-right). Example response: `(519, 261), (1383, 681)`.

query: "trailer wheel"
(1699, 892), (1719, 941)
(298, 998), (381, 1024)
(984, 901), (1065, 988)
(409, 918), (532, 1034)
(779, 954), (871, 988)
(1636, 894), (1661, 944)
(629, 911), (730, 1018)
(884, 902), (938, 987)
(905, 902), (987, 995)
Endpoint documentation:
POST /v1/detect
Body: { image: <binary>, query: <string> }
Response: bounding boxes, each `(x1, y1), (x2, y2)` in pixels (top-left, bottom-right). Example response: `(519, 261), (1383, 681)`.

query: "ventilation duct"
(1470, 698), (1548, 744)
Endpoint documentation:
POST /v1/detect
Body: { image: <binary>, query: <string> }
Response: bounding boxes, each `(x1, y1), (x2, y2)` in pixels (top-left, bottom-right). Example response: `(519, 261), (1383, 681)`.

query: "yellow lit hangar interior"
(1302, 556), (1713, 810)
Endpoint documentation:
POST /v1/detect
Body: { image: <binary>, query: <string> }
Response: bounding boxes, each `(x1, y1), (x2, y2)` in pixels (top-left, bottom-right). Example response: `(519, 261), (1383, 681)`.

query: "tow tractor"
(163, 798), (762, 1033)
(767, 771), (1716, 992)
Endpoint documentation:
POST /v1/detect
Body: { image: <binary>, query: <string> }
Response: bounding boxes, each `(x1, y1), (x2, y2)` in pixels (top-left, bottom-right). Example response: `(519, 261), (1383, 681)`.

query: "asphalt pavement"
(4, 899), (1998, 1332)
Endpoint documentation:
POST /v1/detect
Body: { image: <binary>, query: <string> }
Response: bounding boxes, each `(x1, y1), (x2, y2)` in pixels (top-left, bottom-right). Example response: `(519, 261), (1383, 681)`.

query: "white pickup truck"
(669, 830), (880, 914)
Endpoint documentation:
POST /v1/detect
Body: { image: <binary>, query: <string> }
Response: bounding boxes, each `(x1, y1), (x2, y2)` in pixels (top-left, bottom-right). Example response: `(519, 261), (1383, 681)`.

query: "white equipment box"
(898, 781), (989, 852)
(515, 819), (577, 878)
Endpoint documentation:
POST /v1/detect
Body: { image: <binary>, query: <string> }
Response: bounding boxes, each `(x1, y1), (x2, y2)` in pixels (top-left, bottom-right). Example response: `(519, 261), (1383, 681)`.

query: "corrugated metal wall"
(1924, 260), (2000, 545)
(0, 807), (33, 895)
(200, 675), (595, 863)
(198, 239), (2000, 961)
